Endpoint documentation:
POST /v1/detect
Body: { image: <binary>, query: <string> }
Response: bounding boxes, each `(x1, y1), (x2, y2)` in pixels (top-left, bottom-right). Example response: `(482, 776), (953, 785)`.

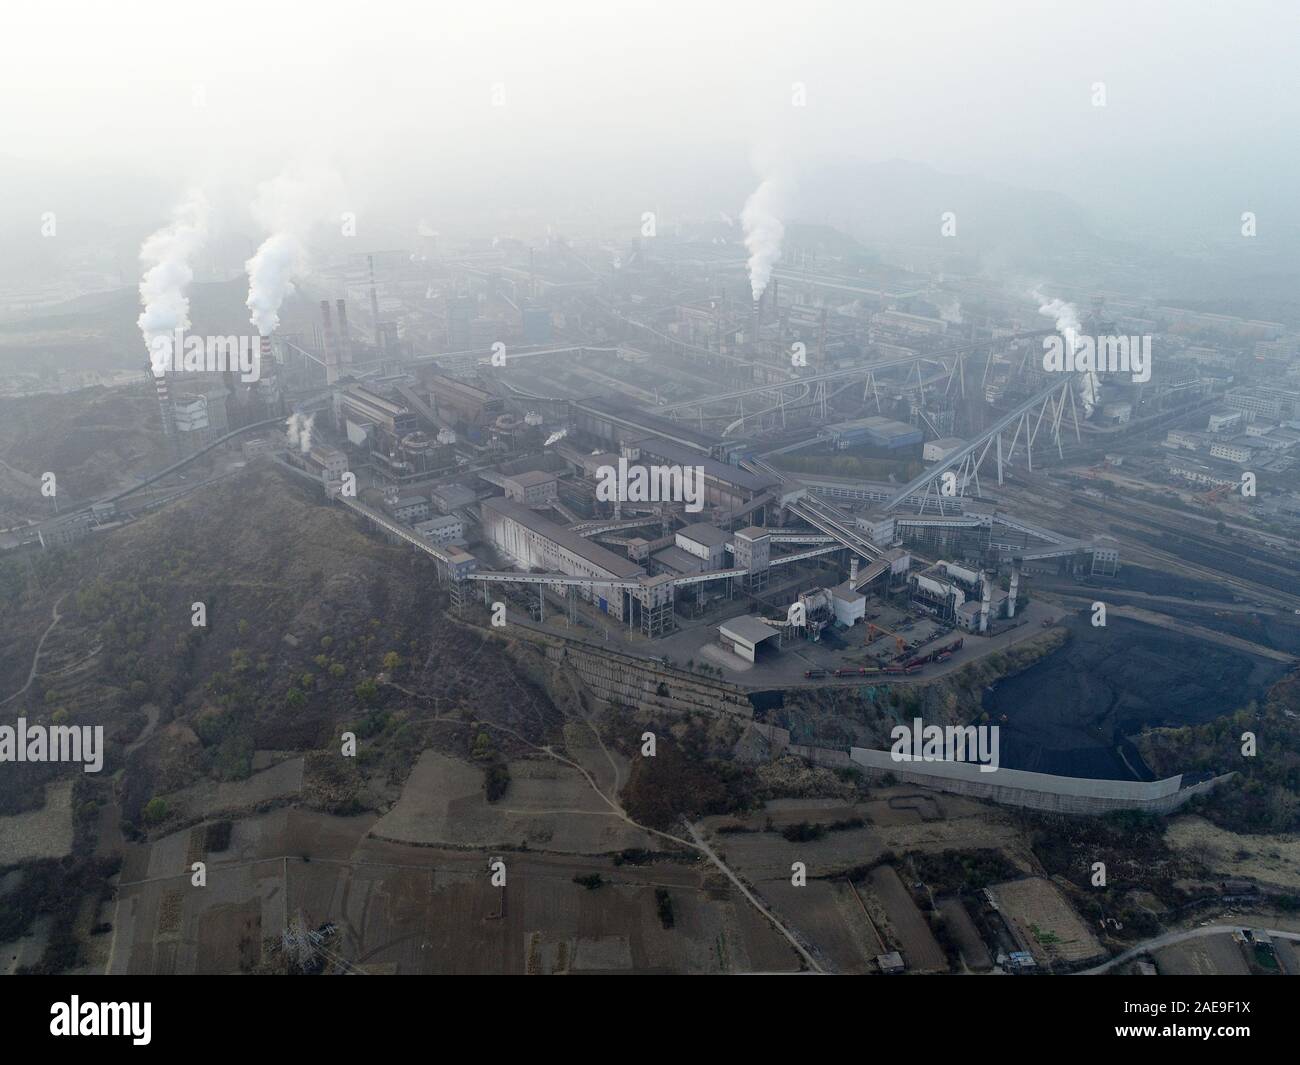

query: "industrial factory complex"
(72, 228), (1297, 709)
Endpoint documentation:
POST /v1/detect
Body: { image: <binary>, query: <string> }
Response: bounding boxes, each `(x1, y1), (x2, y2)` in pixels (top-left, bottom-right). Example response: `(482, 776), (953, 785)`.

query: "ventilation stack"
(368, 254), (381, 345)
(849, 556), (859, 587)
(979, 572), (991, 633)
(320, 300), (338, 384)
(149, 356), (176, 446)
(335, 298), (352, 369)
(1007, 564), (1020, 619)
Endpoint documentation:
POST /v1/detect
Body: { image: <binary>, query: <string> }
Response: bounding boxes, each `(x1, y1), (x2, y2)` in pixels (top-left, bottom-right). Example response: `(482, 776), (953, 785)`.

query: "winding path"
(0, 591), (68, 708)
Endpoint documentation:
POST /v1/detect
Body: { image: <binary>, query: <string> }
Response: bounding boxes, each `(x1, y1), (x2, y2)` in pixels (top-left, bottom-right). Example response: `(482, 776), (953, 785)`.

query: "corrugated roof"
(481, 496), (644, 578)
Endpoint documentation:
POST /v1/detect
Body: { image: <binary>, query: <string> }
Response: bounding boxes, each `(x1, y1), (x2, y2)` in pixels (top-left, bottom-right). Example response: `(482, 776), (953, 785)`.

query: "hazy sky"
(2, 1), (1298, 244)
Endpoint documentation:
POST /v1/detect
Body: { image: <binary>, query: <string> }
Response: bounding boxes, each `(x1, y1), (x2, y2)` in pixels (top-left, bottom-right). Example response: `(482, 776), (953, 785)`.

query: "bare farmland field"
(988, 877), (1105, 967)
(864, 865), (947, 972)
(107, 804), (804, 974)
(370, 749), (657, 854)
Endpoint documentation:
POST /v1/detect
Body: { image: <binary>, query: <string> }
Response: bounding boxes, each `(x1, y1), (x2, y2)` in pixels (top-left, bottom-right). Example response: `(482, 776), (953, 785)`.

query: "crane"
(867, 622), (907, 657)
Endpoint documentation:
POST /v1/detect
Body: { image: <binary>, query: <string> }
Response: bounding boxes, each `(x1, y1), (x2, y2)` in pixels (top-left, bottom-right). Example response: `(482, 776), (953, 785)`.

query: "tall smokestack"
(321, 300), (338, 384)
(335, 299), (352, 367)
(149, 357), (175, 444)
(979, 572), (991, 634)
(850, 556), (859, 586)
(1007, 564), (1020, 619)
(368, 254), (381, 345)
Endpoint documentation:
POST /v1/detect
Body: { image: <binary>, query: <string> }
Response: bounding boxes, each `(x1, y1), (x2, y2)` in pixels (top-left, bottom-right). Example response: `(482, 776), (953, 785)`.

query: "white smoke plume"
(741, 178), (787, 302)
(285, 411), (315, 454)
(137, 190), (210, 365)
(245, 167), (345, 336)
(246, 232), (305, 337)
(1033, 289), (1082, 339)
(1033, 288), (1099, 416)
(544, 427), (568, 447)
(935, 295), (963, 325)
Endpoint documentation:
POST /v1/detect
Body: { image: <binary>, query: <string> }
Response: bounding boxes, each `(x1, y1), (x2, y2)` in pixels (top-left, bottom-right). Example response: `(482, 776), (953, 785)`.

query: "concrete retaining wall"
(848, 747), (1235, 815)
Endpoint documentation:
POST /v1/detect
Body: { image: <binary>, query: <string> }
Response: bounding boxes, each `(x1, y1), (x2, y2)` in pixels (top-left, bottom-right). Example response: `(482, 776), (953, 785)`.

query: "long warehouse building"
(481, 496), (645, 620)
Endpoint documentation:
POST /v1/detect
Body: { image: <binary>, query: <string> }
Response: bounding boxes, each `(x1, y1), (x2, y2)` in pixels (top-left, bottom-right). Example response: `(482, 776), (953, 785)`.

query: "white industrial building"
(831, 581), (866, 627)
(675, 523), (730, 569)
(718, 615), (782, 663)
(923, 437), (965, 463)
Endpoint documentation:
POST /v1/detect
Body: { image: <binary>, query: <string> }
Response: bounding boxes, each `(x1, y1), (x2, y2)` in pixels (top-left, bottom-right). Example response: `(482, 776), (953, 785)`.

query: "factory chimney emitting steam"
(137, 190), (209, 452)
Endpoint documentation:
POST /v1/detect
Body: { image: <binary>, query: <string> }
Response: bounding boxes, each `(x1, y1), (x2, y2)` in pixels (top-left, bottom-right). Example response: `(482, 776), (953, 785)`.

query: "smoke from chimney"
(1033, 288), (1099, 416)
(137, 189), (210, 369)
(285, 411), (315, 454)
(741, 177), (787, 302)
(245, 167), (345, 337)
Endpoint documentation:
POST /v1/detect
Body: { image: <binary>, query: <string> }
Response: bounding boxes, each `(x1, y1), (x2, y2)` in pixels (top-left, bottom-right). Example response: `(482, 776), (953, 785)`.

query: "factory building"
(337, 384), (419, 437)
(831, 581), (867, 627)
(414, 514), (465, 546)
(1224, 387), (1298, 422)
(1209, 440), (1255, 465)
(827, 416), (924, 451)
(923, 437), (965, 463)
(731, 526), (771, 591)
(910, 561), (986, 626)
(718, 615), (782, 663)
(502, 469), (558, 504)
(675, 523), (730, 569)
(425, 373), (503, 429)
(172, 394), (209, 434)
(572, 398), (724, 458)
(1207, 410), (1244, 434)
(632, 436), (779, 512)
(481, 496), (644, 620)
(390, 495), (431, 523)
(1166, 455), (1240, 489)
(431, 483), (479, 513)
(306, 444), (348, 495)
(443, 544), (479, 581)
(650, 544), (706, 577)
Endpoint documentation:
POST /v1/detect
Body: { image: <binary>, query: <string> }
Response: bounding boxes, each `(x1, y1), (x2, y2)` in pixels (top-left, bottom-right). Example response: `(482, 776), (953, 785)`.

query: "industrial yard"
(2, 3), (1300, 993)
